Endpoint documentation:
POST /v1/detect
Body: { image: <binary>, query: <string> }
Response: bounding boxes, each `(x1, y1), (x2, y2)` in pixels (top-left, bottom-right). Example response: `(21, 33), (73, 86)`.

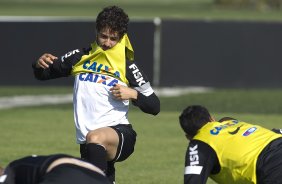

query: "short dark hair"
(179, 105), (211, 138)
(96, 6), (129, 38)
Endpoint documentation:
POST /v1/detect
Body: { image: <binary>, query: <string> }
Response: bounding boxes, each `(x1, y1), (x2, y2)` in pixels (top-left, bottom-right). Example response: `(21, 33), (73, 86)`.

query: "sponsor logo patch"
(210, 120), (239, 135)
(228, 125), (243, 135)
(243, 127), (257, 136)
(129, 64), (146, 86)
(185, 144), (203, 175)
(79, 73), (118, 87)
(61, 49), (80, 62)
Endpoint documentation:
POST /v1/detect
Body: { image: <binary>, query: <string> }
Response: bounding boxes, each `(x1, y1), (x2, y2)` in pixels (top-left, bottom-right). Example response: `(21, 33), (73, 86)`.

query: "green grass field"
(1, 105), (281, 184)
(1, 1), (282, 183)
(1, 0), (282, 21)
(1, 87), (282, 183)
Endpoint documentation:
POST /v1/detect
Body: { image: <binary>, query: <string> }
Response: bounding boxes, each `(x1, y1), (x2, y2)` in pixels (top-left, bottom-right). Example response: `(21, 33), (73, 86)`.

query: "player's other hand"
(110, 83), (137, 101)
(272, 128), (282, 134)
(36, 53), (58, 69)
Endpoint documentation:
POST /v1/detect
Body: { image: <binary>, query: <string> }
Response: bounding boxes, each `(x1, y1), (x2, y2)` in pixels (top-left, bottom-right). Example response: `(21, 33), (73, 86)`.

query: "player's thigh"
(86, 127), (119, 146)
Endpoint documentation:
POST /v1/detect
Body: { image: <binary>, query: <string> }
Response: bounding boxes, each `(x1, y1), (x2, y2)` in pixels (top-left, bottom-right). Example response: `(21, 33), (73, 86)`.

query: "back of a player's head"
(179, 105), (212, 138)
(96, 5), (129, 38)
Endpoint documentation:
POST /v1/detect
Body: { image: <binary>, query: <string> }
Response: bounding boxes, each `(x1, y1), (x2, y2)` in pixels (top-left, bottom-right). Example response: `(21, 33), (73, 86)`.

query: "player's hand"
(110, 84), (138, 100)
(36, 53), (58, 69)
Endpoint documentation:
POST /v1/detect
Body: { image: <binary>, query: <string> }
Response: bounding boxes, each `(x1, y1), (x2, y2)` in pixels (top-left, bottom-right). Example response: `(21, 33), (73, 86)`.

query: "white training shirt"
(73, 73), (130, 144)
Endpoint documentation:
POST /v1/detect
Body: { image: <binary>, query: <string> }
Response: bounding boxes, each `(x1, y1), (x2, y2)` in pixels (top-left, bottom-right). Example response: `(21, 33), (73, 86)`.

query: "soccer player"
(179, 105), (282, 184)
(32, 5), (160, 183)
(0, 154), (110, 184)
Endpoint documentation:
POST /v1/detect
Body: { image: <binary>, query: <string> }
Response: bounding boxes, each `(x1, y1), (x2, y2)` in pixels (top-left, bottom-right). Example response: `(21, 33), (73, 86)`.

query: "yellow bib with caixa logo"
(71, 34), (134, 85)
(194, 120), (282, 184)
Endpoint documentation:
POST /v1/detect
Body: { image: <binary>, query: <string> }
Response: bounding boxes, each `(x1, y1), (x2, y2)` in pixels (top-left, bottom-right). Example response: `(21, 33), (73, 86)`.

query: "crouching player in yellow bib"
(179, 105), (282, 184)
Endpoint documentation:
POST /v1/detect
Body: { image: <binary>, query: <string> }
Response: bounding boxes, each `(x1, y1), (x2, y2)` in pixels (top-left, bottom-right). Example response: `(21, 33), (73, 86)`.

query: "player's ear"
(210, 116), (216, 122)
(185, 134), (192, 140)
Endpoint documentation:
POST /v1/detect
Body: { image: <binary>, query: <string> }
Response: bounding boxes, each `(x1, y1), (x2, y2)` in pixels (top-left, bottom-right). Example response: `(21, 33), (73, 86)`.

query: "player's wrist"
(129, 89), (138, 100)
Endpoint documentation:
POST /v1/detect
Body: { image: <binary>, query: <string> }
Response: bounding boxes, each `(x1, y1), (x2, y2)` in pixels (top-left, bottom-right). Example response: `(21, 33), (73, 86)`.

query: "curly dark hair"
(179, 105), (211, 138)
(96, 6), (129, 38)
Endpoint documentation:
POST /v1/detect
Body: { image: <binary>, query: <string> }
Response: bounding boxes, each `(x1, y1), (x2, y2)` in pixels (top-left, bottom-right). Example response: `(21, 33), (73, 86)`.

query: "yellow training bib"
(194, 120), (282, 184)
(71, 34), (134, 85)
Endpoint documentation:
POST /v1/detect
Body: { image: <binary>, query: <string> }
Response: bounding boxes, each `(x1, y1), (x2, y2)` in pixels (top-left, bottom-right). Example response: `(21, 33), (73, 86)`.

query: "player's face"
(97, 28), (120, 51)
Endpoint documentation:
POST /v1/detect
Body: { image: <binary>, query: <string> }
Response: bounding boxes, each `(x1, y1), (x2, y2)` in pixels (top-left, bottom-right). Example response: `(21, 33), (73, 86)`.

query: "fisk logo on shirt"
(184, 144), (203, 175)
(189, 144), (199, 165)
(129, 64), (146, 86)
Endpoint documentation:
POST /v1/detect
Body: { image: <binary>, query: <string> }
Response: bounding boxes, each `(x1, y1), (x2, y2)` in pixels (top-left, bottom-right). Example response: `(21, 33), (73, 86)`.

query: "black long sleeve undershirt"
(132, 92), (160, 115)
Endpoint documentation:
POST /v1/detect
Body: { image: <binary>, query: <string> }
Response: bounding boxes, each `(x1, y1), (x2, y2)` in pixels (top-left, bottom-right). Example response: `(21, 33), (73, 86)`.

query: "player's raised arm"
(32, 48), (86, 80)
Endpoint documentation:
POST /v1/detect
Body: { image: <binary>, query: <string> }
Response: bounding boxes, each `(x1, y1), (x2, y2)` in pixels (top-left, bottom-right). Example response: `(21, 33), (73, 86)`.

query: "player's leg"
(106, 161), (115, 184)
(80, 138), (115, 181)
(84, 127), (120, 173)
(106, 124), (137, 183)
(110, 124), (137, 162)
(80, 143), (87, 160)
(257, 138), (282, 184)
(84, 125), (136, 183)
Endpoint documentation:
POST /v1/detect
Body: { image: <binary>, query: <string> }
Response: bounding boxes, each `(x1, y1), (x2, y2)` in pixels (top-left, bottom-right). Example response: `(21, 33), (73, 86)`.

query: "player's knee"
(86, 131), (107, 144)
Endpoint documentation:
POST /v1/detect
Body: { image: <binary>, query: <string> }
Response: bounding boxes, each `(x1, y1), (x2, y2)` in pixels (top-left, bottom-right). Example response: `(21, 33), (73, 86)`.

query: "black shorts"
(110, 124), (137, 162)
(39, 164), (110, 184)
(257, 138), (282, 184)
(80, 124), (137, 162)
